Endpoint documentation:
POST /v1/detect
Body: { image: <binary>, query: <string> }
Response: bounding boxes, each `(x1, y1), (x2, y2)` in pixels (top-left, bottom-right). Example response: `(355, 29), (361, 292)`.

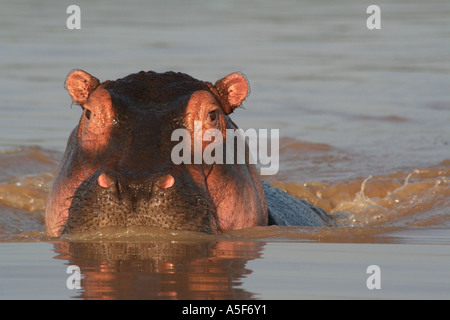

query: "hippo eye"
(84, 109), (92, 120)
(207, 110), (218, 124)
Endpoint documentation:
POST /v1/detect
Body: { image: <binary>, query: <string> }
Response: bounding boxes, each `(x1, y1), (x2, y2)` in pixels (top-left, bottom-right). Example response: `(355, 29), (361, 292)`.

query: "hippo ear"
(214, 73), (249, 114)
(65, 69), (100, 105)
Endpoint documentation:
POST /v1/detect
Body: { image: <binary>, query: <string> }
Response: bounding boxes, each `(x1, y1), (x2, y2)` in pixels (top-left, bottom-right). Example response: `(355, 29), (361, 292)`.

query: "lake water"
(0, 0), (449, 300)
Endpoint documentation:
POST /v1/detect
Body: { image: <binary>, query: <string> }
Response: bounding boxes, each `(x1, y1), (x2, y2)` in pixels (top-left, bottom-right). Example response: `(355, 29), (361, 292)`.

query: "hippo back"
(263, 182), (336, 227)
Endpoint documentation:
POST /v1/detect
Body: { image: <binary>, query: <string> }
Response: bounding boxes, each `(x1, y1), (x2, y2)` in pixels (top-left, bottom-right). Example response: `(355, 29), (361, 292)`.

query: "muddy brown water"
(0, 0), (449, 299)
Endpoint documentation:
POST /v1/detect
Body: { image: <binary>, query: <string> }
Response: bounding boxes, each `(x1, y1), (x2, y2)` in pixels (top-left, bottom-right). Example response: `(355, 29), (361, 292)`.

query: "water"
(2, 241), (449, 300)
(0, 0), (449, 299)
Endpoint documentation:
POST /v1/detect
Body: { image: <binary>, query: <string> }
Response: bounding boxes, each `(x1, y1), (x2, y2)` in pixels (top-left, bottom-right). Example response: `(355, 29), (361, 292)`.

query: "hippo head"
(45, 70), (268, 237)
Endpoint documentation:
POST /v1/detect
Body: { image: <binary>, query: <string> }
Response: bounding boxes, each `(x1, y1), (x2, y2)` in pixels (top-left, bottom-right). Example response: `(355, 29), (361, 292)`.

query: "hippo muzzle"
(64, 168), (217, 234)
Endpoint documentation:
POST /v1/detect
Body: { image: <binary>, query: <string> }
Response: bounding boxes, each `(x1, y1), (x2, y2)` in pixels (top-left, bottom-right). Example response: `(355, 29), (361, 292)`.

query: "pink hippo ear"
(65, 69), (100, 105)
(214, 73), (249, 114)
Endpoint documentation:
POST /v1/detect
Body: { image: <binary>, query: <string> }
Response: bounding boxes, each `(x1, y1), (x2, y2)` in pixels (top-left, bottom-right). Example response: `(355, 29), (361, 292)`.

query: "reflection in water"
(52, 240), (265, 299)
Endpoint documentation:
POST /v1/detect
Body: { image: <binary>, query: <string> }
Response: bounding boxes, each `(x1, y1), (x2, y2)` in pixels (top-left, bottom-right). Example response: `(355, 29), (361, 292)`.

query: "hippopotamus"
(45, 69), (334, 237)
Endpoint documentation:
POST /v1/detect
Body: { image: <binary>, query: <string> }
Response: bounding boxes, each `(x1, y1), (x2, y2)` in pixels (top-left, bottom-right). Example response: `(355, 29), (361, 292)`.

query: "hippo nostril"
(97, 173), (115, 188)
(157, 174), (175, 189)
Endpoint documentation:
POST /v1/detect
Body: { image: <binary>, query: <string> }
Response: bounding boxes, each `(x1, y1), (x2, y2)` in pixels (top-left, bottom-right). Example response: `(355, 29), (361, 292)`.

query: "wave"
(0, 145), (449, 242)
(270, 163), (450, 228)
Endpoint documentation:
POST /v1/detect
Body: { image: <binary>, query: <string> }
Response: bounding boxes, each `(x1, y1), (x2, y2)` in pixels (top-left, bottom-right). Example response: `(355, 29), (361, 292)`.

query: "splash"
(270, 163), (450, 231)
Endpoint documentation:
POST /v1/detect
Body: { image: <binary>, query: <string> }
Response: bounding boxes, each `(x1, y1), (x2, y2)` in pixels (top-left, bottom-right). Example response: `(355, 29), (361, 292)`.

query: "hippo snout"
(96, 172), (175, 193)
(63, 169), (218, 235)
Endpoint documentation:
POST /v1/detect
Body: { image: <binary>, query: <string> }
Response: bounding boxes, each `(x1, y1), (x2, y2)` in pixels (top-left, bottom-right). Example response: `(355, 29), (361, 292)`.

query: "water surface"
(0, 0), (449, 299)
